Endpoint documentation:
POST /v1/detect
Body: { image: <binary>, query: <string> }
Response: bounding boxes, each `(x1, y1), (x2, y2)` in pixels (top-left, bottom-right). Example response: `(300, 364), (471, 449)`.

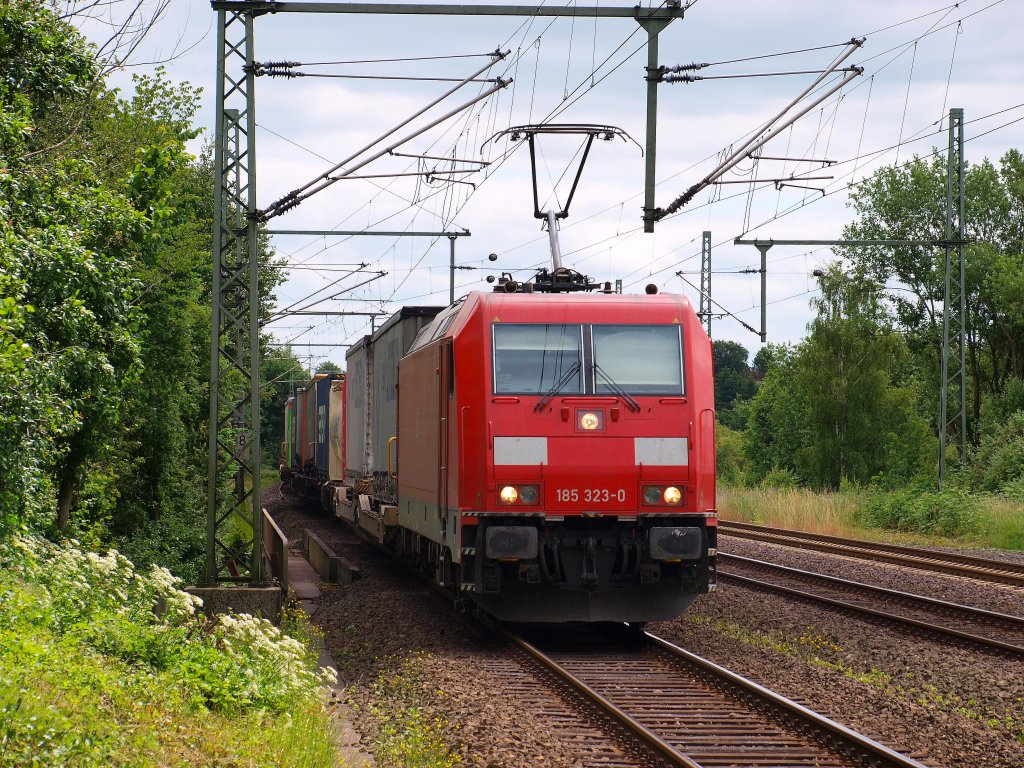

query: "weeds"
(689, 613), (1024, 743)
(364, 651), (462, 768)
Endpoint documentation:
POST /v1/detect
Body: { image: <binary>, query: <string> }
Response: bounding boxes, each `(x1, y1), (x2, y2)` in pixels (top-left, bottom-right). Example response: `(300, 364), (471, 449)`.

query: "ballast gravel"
(264, 485), (1024, 768)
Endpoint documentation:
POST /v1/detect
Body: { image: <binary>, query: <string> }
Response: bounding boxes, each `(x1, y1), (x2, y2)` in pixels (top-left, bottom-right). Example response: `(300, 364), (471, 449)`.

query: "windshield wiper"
(593, 363), (642, 412)
(534, 361), (582, 412)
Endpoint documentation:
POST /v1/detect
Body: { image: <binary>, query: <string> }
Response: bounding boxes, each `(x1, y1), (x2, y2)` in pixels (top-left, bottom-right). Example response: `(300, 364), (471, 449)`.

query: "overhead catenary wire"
(599, 102), (1021, 297)
(267, 0), (1013, 350)
(530, 98), (1023, 296)
(657, 38), (865, 217)
(259, 50), (510, 220)
(488, 1), (1015, 312)
(264, 73), (505, 83)
(299, 0), (983, 280)
(277, 52), (498, 66)
(628, 105), (1024, 299)
(271, 0), (670, 312)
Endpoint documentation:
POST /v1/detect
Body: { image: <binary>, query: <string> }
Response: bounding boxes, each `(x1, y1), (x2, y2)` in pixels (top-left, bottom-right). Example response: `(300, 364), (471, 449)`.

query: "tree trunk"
(56, 437), (86, 532)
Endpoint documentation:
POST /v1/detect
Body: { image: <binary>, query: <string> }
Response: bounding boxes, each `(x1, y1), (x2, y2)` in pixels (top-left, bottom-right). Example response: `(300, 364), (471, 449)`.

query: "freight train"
(282, 270), (717, 623)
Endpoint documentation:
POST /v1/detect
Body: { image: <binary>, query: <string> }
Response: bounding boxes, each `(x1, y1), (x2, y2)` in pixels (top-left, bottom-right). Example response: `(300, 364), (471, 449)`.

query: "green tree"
(0, 0), (142, 534)
(716, 423), (748, 486)
(793, 266), (932, 488)
(966, 377), (1024, 494)
(753, 343), (787, 380)
(102, 74), (210, 540)
(743, 345), (807, 483)
(842, 150), (1024, 440)
(712, 340), (756, 427)
(315, 359), (342, 374)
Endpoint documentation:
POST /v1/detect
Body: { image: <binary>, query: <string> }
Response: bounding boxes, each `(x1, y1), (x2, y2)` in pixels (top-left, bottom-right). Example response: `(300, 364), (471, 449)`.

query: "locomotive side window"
(592, 325), (684, 395)
(492, 324), (583, 395)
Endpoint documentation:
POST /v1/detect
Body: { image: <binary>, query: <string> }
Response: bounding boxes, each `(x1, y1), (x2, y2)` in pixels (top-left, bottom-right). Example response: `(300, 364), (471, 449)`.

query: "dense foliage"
(0, 10), (335, 764)
(0, 2), (283, 579)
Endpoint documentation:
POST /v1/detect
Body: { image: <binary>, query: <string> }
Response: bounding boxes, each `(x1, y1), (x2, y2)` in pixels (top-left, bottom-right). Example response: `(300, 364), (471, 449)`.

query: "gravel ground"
(265, 485), (1024, 767)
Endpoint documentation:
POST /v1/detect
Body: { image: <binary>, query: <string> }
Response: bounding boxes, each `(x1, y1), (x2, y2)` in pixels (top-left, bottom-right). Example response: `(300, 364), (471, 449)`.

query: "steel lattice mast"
(206, 8), (263, 584)
(699, 230), (712, 336)
(939, 108), (966, 489)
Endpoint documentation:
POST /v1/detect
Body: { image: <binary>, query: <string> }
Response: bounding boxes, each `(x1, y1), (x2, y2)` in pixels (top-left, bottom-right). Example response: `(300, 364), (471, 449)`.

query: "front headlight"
(643, 486), (662, 505)
(576, 409), (604, 431)
(498, 485), (541, 506)
(642, 485), (684, 506)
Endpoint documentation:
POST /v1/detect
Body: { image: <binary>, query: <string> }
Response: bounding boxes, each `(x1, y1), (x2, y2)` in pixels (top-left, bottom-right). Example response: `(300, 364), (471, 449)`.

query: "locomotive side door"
(436, 338), (458, 587)
(438, 338), (452, 531)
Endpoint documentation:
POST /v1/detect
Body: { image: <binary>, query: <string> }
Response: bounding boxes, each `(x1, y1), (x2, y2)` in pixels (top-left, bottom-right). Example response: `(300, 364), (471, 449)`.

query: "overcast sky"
(86, 0), (1024, 365)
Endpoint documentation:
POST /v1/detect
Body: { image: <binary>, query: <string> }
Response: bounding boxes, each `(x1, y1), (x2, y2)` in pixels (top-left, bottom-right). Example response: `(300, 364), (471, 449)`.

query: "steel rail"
(508, 633), (702, 768)
(719, 520), (1024, 587)
(509, 626), (929, 768)
(719, 554), (1024, 657)
(643, 632), (930, 768)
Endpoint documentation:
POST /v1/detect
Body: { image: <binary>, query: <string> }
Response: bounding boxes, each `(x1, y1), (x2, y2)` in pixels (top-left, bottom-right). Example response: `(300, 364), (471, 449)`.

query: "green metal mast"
(206, 8), (263, 584)
(939, 107), (966, 489)
(699, 230), (711, 336)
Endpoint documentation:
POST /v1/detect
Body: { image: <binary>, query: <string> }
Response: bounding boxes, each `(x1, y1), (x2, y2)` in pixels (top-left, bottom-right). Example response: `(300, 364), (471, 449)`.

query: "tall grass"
(977, 497), (1024, 550)
(719, 485), (1024, 550)
(718, 486), (863, 537)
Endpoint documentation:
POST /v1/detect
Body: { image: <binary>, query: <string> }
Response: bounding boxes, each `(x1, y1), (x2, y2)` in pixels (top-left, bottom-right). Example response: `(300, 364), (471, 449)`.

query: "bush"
(998, 476), (1024, 502)
(759, 467), (801, 489)
(967, 411), (1024, 494)
(861, 486), (981, 536)
(0, 535), (335, 713)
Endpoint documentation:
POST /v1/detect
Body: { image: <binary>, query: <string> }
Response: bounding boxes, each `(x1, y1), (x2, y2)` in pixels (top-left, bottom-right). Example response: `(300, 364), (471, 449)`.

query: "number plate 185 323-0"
(555, 488), (628, 504)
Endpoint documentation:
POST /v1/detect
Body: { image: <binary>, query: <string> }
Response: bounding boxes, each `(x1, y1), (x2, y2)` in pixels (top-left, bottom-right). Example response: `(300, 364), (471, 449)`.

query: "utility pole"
(699, 230), (712, 336)
(732, 108), (968, 491)
(206, 8), (262, 585)
(939, 108), (966, 489)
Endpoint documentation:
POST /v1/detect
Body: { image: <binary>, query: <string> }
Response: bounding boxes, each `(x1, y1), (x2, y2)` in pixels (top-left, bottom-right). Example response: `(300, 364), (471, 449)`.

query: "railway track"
(718, 520), (1024, 588)
(719, 553), (1024, 657)
(509, 626), (930, 768)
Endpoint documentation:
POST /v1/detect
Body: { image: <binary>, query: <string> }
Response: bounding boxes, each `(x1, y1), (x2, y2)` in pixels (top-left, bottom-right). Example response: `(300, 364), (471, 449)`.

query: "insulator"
(663, 74), (699, 84)
(666, 62), (707, 73)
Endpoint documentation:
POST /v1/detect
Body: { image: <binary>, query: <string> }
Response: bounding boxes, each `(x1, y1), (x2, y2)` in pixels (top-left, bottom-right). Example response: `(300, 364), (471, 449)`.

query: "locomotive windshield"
(493, 324), (583, 395)
(492, 323), (684, 396)
(593, 325), (684, 395)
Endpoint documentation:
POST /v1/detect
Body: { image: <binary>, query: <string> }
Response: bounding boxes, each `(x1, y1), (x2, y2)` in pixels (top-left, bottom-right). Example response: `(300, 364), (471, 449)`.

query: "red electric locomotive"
(324, 268), (718, 623)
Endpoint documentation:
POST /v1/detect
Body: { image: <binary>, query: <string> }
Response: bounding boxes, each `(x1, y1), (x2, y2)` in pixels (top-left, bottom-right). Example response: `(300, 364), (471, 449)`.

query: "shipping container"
(293, 387), (306, 471)
(344, 336), (371, 485)
(315, 372), (343, 477)
(329, 378), (345, 482)
(283, 396), (294, 467)
(370, 307), (444, 504)
(303, 374), (323, 469)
